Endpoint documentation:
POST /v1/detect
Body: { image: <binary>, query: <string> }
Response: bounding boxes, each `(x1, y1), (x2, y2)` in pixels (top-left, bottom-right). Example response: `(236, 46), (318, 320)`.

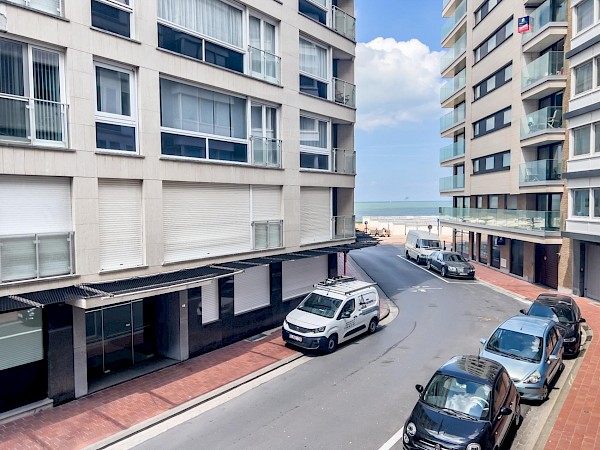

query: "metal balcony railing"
(440, 140), (465, 162)
(440, 68), (466, 102)
(522, 0), (567, 44)
(333, 77), (356, 108)
(332, 5), (356, 41)
(251, 136), (282, 168)
(0, 232), (74, 283)
(332, 148), (356, 174)
(439, 174), (465, 192)
(440, 103), (465, 132)
(252, 220), (283, 250)
(521, 51), (565, 90)
(0, 94), (69, 147)
(248, 46), (281, 85)
(5, 0), (63, 16)
(440, 33), (466, 72)
(441, 0), (466, 41)
(520, 106), (563, 139)
(519, 159), (562, 184)
(332, 215), (356, 239)
(439, 207), (561, 232)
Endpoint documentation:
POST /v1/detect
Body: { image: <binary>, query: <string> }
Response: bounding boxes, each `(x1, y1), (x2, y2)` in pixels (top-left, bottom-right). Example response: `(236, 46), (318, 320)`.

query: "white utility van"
(405, 230), (442, 264)
(282, 276), (380, 353)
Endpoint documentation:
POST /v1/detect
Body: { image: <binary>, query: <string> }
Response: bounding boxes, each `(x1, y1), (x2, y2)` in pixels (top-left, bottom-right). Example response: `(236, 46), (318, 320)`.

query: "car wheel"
(426, 260), (431, 270)
(514, 401), (522, 428)
(416, 255), (421, 264)
(441, 266), (448, 277)
(325, 334), (338, 354)
(368, 318), (378, 334)
(405, 250), (410, 260)
(541, 382), (549, 402)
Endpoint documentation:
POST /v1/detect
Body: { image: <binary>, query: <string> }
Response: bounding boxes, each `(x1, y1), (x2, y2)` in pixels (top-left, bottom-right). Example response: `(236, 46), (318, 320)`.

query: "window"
(485, 156), (494, 170)
(475, 0), (501, 25)
(594, 189), (600, 217)
(474, 19), (513, 63)
(91, 0), (133, 38)
(300, 115), (329, 170)
(489, 195), (499, 209)
(576, 0), (594, 33)
(573, 125), (591, 156)
(249, 15), (279, 83)
(574, 61), (593, 95)
(473, 107), (511, 137)
(4, 0), (64, 16)
(95, 62), (136, 152)
(573, 189), (590, 217)
(502, 152), (510, 167)
(477, 196), (483, 208)
(160, 78), (247, 162)
(472, 151), (511, 174)
(0, 38), (66, 147)
(251, 102), (280, 167)
(299, 0), (327, 25)
(299, 37), (329, 99)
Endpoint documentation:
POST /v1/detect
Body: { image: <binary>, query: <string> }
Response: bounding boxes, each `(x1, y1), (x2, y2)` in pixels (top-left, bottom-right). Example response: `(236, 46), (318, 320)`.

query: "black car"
(427, 251), (475, 279)
(403, 355), (521, 450)
(520, 293), (585, 357)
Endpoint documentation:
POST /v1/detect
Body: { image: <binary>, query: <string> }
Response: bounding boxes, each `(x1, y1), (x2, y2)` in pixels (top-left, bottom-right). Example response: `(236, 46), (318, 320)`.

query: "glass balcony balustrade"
(332, 215), (356, 239)
(252, 220), (283, 249)
(441, 0), (466, 41)
(332, 6), (356, 41)
(333, 78), (356, 108)
(440, 33), (466, 72)
(251, 136), (282, 168)
(439, 207), (561, 232)
(519, 159), (562, 184)
(440, 103), (465, 132)
(440, 68), (466, 102)
(332, 148), (356, 174)
(440, 140), (465, 162)
(522, 0), (567, 44)
(520, 106), (563, 139)
(439, 174), (465, 192)
(248, 46), (281, 85)
(521, 51), (564, 90)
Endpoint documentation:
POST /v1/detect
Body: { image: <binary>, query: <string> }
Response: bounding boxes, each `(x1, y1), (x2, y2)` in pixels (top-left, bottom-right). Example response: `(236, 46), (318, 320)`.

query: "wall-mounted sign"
(518, 16), (530, 33)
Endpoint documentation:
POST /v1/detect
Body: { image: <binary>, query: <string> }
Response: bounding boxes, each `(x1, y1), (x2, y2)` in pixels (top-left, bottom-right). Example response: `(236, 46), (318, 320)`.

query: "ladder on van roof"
(314, 276), (377, 295)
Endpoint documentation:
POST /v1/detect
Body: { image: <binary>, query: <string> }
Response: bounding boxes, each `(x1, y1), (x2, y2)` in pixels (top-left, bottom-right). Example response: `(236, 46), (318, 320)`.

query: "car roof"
(534, 293), (575, 308)
(409, 230), (439, 238)
(438, 355), (503, 385)
(498, 315), (554, 335)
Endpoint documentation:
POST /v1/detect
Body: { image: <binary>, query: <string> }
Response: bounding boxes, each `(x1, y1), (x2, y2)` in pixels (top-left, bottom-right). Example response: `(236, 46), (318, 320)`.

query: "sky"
(353, 0), (446, 202)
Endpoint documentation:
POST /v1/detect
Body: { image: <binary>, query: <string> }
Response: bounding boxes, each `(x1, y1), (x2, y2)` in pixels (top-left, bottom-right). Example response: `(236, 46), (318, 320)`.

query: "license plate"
(288, 334), (303, 342)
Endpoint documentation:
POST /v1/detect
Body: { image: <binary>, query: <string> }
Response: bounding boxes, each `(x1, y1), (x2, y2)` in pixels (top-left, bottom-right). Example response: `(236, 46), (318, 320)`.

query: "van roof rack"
(314, 276), (377, 295)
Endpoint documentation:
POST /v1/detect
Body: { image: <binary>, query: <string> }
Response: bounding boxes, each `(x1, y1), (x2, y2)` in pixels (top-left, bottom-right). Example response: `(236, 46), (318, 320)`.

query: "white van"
(282, 276), (380, 353)
(405, 230), (442, 264)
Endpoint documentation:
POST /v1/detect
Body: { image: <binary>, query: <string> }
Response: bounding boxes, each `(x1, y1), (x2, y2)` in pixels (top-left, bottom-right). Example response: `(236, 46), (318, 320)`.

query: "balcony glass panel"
(332, 148), (356, 174)
(440, 68), (466, 102)
(522, 0), (567, 44)
(440, 140), (465, 162)
(519, 159), (562, 184)
(521, 52), (564, 90)
(440, 103), (465, 132)
(332, 215), (356, 239)
(248, 46), (281, 84)
(440, 33), (466, 71)
(251, 137), (281, 168)
(439, 174), (465, 191)
(520, 106), (563, 139)
(439, 207), (561, 231)
(333, 78), (356, 108)
(441, 0), (466, 41)
(253, 220), (283, 249)
(332, 6), (356, 41)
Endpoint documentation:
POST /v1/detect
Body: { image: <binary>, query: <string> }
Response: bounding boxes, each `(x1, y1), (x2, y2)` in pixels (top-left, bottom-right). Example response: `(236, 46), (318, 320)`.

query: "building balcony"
(440, 33), (466, 75)
(332, 5), (356, 41)
(522, 0), (567, 52)
(252, 220), (283, 250)
(441, 0), (466, 44)
(520, 106), (564, 142)
(0, 94), (69, 148)
(0, 232), (74, 284)
(250, 137), (282, 168)
(248, 46), (281, 85)
(332, 215), (356, 240)
(439, 174), (465, 192)
(439, 207), (561, 234)
(519, 159), (562, 186)
(4, 0), (64, 17)
(440, 103), (465, 133)
(332, 148), (356, 175)
(440, 68), (466, 106)
(521, 51), (565, 99)
(440, 140), (465, 163)
(333, 77), (356, 108)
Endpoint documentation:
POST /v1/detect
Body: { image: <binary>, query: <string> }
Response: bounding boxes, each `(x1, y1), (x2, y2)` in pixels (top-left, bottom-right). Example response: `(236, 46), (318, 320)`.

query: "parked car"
(403, 355), (521, 450)
(427, 251), (476, 279)
(405, 230), (441, 264)
(480, 315), (564, 402)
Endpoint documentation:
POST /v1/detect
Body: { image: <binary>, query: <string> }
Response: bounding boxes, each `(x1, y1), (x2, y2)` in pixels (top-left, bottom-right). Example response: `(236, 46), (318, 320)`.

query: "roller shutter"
(585, 244), (600, 301)
(282, 255), (328, 300)
(234, 265), (270, 315)
(98, 179), (143, 271)
(163, 182), (251, 263)
(300, 187), (330, 244)
(202, 280), (219, 324)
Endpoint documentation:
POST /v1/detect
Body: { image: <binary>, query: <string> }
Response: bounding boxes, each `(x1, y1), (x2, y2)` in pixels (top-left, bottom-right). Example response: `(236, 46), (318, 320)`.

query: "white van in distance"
(282, 276), (380, 353)
(405, 230), (442, 264)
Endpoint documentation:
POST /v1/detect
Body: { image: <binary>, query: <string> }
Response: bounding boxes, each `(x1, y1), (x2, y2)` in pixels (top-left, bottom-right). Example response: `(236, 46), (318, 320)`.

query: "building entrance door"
(103, 304), (133, 373)
(510, 240), (524, 276)
(535, 244), (559, 289)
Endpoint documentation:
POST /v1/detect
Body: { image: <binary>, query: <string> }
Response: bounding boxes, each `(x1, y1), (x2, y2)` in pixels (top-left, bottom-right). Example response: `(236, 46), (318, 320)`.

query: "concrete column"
(72, 307), (88, 398)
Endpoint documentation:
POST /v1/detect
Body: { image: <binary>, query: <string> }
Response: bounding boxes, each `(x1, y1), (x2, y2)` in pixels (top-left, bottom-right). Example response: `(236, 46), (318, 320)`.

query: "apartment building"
(439, 0), (568, 289)
(561, 0), (600, 300)
(0, 0), (364, 416)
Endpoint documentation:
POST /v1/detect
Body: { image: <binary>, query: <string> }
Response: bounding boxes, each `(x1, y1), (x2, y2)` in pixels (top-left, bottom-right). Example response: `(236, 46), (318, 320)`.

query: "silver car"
(480, 315), (564, 402)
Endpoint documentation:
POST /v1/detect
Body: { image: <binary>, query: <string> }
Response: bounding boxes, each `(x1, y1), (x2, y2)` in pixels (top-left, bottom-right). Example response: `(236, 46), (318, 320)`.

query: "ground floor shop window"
(455, 230), (470, 258)
(479, 233), (488, 264)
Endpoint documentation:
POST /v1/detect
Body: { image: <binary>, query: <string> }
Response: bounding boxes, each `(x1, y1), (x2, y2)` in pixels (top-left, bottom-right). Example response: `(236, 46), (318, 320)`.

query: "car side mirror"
(519, 308), (527, 315)
(499, 406), (512, 416)
(340, 311), (351, 319)
(480, 338), (486, 345)
(415, 244), (420, 249)
(580, 318), (586, 323)
(548, 354), (558, 361)
(415, 384), (424, 393)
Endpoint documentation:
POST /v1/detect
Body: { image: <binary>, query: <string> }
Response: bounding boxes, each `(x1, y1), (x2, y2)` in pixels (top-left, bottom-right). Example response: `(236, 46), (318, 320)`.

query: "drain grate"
(245, 333), (267, 342)
(586, 335), (593, 342)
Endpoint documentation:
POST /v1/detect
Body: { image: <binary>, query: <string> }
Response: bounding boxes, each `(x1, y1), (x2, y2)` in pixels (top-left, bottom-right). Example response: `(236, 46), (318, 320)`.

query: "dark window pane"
(208, 139), (247, 162)
(300, 75), (327, 99)
(96, 122), (136, 151)
(91, 0), (131, 38)
(161, 132), (206, 158)
(205, 41), (243, 73)
(158, 24), (203, 61)
(299, 0), (327, 24)
(300, 152), (328, 170)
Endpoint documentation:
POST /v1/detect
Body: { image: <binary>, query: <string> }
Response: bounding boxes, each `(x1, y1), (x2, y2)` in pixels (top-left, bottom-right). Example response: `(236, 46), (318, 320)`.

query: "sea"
(354, 201), (451, 221)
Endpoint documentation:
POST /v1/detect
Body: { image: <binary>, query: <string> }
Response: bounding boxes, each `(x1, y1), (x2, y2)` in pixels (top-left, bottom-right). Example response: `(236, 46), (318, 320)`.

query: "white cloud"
(356, 37), (443, 131)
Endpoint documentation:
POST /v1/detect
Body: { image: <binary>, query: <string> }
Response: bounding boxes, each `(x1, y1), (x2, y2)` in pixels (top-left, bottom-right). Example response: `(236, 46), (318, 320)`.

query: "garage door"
(585, 244), (600, 301)
(282, 255), (328, 301)
(234, 265), (270, 315)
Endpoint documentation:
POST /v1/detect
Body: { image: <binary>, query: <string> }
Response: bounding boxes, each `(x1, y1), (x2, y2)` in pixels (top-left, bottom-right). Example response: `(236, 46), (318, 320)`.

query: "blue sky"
(354, 1), (446, 202)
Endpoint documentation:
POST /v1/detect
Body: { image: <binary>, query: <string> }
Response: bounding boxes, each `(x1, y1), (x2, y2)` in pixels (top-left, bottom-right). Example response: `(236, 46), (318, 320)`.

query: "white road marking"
(379, 426), (404, 450)
(409, 285), (443, 293)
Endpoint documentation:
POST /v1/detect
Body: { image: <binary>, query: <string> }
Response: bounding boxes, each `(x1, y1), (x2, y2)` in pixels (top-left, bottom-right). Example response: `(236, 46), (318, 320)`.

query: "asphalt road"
(129, 244), (536, 450)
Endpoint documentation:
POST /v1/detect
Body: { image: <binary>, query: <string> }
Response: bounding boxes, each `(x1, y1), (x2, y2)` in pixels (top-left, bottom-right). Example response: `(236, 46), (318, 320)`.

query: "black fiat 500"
(403, 355), (521, 450)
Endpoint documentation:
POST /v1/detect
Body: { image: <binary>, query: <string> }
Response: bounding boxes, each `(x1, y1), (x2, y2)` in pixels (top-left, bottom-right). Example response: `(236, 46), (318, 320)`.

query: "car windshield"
(421, 240), (441, 249)
(529, 303), (574, 324)
(443, 253), (467, 263)
(297, 293), (342, 319)
(486, 328), (543, 362)
(422, 374), (491, 420)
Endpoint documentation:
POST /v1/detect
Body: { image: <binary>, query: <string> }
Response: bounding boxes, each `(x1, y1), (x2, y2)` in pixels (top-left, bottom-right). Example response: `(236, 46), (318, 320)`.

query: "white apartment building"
(439, 0), (568, 288)
(0, 0), (365, 416)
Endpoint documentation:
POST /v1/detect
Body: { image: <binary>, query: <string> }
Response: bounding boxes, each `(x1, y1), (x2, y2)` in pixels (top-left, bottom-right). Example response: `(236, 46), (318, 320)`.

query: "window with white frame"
(0, 37), (67, 147)
(160, 78), (248, 162)
(573, 124), (591, 156)
(91, 0), (134, 38)
(594, 188), (600, 217)
(250, 102), (280, 167)
(95, 62), (137, 152)
(299, 37), (329, 99)
(575, 0), (594, 33)
(5, 0), (64, 16)
(299, 0), (328, 25)
(573, 189), (590, 217)
(574, 60), (593, 95)
(300, 114), (329, 170)
(249, 15), (279, 83)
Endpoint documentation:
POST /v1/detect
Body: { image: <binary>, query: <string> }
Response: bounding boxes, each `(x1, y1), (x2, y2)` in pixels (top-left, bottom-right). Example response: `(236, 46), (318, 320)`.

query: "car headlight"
(467, 444), (481, 450)
(523, 370), (541, 384)
(406, 422), (416, 436)
(563, 337), (576, 343)
(448, 266), (457, 272)
(314, 326), (326, 333)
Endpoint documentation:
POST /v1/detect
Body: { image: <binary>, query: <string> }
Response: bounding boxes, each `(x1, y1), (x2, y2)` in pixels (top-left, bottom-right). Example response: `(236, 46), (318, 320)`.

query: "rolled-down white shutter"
(282, 255), (328, 300)
(163, 182), (251, 263)
(234, 265), (270, 315)
(98, 179), (143, 271)
(300, 187), (330, 244)
(202, 280), (220, 324)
